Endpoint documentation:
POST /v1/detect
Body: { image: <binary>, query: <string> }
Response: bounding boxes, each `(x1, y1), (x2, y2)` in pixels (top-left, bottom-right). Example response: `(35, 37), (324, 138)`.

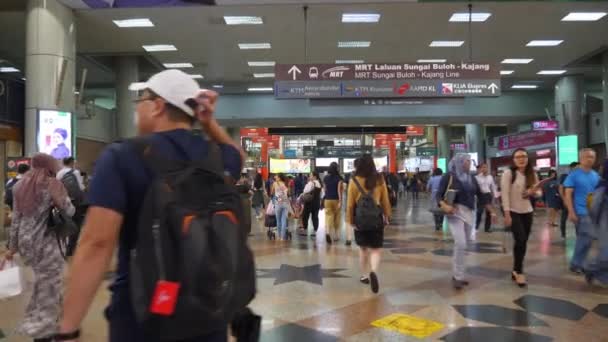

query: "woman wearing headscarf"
(437, 153), (496, 289)
(4, 153), (75, 341)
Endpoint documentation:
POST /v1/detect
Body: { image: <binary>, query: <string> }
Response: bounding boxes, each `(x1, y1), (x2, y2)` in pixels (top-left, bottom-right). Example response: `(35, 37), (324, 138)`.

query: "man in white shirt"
(57, 157), (85, 191)
(475, 162), (497, 232)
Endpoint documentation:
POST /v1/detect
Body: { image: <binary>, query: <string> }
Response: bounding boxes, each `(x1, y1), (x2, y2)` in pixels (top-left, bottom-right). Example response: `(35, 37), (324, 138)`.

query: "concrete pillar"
(25, 0), (76, 156)
(437, 125), (450, 160)
(603, 52), (608, 146)
(466, 123), (484, 161)
(115, 56), (139, 138)
(555, 75), (586, 147)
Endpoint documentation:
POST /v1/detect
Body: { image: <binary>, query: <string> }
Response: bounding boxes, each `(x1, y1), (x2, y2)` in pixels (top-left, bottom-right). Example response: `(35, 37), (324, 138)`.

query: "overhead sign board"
(498, 131), (556, 151)
(275, 63), (501, 99)
(532, 120), (559, 131)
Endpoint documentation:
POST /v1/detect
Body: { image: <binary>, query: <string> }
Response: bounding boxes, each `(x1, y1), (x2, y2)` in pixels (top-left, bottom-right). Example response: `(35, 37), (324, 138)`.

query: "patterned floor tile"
(439, 327), (553, 342)
(260, 323), (338, 342)
(452, 305), (549, 327)
(514, 295), (588, 321)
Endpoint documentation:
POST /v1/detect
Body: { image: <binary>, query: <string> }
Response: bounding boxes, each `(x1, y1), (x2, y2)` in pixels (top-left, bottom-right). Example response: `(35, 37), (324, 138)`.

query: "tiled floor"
(1, 195), (607, 341)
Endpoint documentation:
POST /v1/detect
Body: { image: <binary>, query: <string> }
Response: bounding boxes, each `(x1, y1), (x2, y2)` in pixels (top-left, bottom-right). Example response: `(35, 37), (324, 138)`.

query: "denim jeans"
(447, 216), (473, 281)
(570, 215), (596, 270)
(275, 204), (289, 239)
(585, 210), (608, 284)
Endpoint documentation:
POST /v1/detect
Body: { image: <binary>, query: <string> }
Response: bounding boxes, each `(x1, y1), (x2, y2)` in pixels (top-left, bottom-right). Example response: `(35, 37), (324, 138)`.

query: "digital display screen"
(342, 157), (388, 173)
(315, 158), (339, 167)
(437, 158), (447, 173)
(536, 158), (551, 168)
(343, 158), (356, 173)
(38, 110), (73, 159)
(374, 157), (388, 172)
(558, 135), (578, 166)
(269, 159), (311, 174)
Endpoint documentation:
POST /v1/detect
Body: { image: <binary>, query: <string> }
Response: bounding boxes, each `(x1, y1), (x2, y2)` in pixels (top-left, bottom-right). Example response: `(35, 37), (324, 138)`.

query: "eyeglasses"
(514, 155), (528, 159)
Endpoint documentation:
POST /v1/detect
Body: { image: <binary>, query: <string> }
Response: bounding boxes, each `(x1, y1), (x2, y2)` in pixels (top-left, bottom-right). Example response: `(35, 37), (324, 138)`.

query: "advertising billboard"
(558, 135), (578, 166)
(315, 158), (339, 167)
(37, 110), (73, 159)
(269, 159), (311, 174)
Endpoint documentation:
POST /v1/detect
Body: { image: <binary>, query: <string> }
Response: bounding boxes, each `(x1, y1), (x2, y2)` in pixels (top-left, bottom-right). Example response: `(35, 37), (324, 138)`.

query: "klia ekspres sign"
(274, 62), (501, 99)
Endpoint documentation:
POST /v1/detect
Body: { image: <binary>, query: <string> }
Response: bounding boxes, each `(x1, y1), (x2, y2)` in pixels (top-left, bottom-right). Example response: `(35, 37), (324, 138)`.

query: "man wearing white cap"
(57, 70), (244, 342)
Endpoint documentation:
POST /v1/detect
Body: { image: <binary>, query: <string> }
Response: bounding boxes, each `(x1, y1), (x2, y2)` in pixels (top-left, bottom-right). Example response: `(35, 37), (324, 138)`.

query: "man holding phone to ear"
(56, 69), (245, 342)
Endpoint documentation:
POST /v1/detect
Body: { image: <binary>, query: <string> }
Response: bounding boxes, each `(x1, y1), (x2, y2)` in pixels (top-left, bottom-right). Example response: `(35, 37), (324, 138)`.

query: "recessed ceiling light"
(417, 59), (447, 63)
(189, 74), (204, 79)
(248, 61), (276, 67)
(500, 70), (514, 75)
(449, 12), (492, 22)
(224, 16), (263, 25)
(501, 58), (533, 64)
(323, 125), (337, 128)
(512, 85), (538, 89)
(338, 41), (371, 48)
(360, 124), (375, 127)
(284, 125), (298, 128)
(526, 40), (564, 47)
(128, 82), (147, 91)
(163, 63), (193, 68)
(113, 18), (154, 28)
(74, 91), (80, 95)
(399, 124), (408, 127)
(238, 43), (271, 50)
(248, 87), (273, 92)
(342, 13), (381, 23)
(253, 73), (275, 78)
(537, 70), (567, 75)
(0, 67), (19, 73)
(430, 41), (464, 47)
(561, 12), (607, 22)
(212, 84), (224, 89)
(335, 60), (364, 64)
(142, 44), (177, 52)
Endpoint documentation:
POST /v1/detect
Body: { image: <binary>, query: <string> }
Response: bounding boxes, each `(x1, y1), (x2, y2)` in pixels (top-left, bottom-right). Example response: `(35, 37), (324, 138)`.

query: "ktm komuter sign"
(274, 62), (501, 99)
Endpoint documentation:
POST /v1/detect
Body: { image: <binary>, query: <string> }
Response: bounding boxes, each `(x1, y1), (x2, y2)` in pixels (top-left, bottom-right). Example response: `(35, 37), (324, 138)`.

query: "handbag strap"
(443, 175), (453, 201)
(352, 177), (374, 198)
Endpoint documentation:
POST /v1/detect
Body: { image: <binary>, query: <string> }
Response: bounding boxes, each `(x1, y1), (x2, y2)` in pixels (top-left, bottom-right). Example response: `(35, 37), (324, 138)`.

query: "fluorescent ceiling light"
(449, 12), (492, 22)
(500, 70), (514, 75)
(323, 125), (337, 128)
(537, 70), (567, 75)
(248, 87), (273, 92)
(342, 13), (381, 23)
(512, 85), (538, 89)
(113, 18), (154, 28)
(212, 85), (224, 89)
(189, 74), (204, 79)
(0, 67), (19, 72)
(248, 61), (275, 67)
(399, 124), (408, 127)
(561, 12), (607, 22)
(501, 58), (533, 64)
(526, 40), (563, 47)
(224, 16), (263, 25)
(238, 43), (271, 50)
(284, 126), (298, 128)
(336, 60), (364, 64)
(143, 44), (177, 52)
(430, 41), (464, 47)
(417, 59), (447, 63)
(253, 73), (275, 78)
(163, 63), (193, 68)
(338, 41), (371, 48)
(360, 124), (374, 127)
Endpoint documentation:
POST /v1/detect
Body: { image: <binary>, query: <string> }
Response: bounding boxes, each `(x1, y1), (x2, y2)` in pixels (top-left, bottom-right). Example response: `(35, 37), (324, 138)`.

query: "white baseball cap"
(129, 69), (200, 117)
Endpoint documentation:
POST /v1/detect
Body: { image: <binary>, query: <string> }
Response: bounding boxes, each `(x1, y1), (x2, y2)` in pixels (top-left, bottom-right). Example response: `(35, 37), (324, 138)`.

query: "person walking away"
(542, 170), (561, 227)
(252, 173), (265, 220)
(411, 174), (421, 201)
(323, 162), (345, 245)
(57, 70), (256, 342)
(501, 148), (542, 287)
(564, 148), (600, 274)
(438, 154), (496, 289)
(236, 174), (253, 236)
(585, 161), (608, 287)
(398, 173), (405, 199)
(475, 162), (497, 233)
(295, 173), (305, 198)
(4, 153), (75, 341)
(346, 155), (391, 294)
(559, 162), (579, 238)
(5, 163), (30, 210)
(272, 174), (291, 241)
(427, 168), (444, 231)
(301, 172), (322, 239)
(56, 157), (86, 257)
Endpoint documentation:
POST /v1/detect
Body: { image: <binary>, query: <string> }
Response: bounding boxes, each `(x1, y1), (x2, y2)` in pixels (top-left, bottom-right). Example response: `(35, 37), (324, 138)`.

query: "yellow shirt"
(346, 176), (392, 225)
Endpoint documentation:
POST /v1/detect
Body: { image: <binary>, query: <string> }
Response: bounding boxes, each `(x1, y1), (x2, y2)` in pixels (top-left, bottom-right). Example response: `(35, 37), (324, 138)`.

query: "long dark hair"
(432, 168), (443, 177)
(355, 154), (382, 189)
(328, 162), (344, 181)
(311, 171), (323, 187)
(254, 173), (263, 189)
(277, 173), (288, 184)
(509, 148), (535, 188)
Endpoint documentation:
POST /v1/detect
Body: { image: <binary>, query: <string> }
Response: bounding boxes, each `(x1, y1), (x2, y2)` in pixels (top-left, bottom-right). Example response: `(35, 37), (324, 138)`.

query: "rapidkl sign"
(531, 120), (559, 131)
(498, 131), (556, 151)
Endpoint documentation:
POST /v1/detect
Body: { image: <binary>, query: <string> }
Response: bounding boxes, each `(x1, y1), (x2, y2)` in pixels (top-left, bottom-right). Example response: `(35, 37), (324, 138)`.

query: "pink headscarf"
(13, 153), (67, 216)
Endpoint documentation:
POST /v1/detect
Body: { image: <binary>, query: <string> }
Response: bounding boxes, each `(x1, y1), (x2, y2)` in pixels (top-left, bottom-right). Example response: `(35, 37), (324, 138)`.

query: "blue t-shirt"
(564, 168), (600, 216)
(87, 129), (241, 337)
(323, 174), (342, 200)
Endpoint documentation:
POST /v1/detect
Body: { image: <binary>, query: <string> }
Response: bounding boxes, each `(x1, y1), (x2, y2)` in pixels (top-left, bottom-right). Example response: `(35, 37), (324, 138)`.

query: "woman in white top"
(501, 148), (542, 287)
(301, 171), (322, 238)
(475, 162), (497, 232)
(271, 174), (291, 241)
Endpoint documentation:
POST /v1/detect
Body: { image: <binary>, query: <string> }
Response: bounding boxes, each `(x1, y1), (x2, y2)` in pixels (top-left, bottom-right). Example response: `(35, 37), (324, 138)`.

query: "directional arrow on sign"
(288, 65), (302, 80)
(489, 83), (499, 94)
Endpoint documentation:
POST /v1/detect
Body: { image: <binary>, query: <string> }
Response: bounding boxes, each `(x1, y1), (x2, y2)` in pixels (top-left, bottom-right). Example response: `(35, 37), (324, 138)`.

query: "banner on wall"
(405, 126), (425, 136)
(252, 135), (280, 149)
(269, 159), (311, 174)
(37, 110), (73, 160)
(498, 131), (556, 151)
(240, 128), (268, 138)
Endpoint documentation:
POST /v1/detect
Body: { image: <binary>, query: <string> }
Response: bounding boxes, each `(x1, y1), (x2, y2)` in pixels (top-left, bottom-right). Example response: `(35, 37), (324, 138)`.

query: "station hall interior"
(1, 0), (608, 341)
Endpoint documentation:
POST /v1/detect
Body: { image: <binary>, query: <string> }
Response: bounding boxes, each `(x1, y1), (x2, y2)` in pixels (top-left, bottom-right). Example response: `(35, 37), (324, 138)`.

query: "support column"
(25, 0), (76, 156)
(437, 125), (450, 159)
(115, 56), (139, 139)
(466, 123), (484, 161)
(603, 52), (608, 146)
(555, 75), (586, 147)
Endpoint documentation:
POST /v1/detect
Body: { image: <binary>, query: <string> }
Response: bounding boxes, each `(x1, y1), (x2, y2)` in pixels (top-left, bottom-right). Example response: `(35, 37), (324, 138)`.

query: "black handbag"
(47, 207), (78, 239)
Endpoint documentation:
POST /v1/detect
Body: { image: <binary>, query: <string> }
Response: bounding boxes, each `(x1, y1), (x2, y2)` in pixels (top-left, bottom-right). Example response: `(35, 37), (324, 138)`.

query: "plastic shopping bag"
(0, 259), (23, 299)
(266, 200), (275, 216)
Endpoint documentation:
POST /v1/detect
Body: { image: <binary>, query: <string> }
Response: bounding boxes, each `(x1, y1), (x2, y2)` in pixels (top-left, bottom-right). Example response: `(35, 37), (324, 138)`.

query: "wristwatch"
(54, 330), (81, 341)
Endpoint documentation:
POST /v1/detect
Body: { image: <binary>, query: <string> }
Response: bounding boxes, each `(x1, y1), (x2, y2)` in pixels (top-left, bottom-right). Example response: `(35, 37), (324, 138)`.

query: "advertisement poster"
(343, 157), (388, 173)
(558, 135), (578, 166)
(38, 110), (73, 160)
(315, 158), (338, 167)
(269, 159), (311, 174)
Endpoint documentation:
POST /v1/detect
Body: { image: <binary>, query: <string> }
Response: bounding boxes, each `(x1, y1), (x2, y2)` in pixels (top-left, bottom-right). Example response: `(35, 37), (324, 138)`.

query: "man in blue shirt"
(558, 162), (579, 238)
(57, 70), (243, 342)
(564, 148), (600, 274)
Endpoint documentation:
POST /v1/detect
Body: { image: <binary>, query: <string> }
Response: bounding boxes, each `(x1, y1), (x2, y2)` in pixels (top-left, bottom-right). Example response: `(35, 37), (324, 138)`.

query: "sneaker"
(370, 272), (379, 293)
(570, 266), (584, 275)
(326, 234), (332, 244)
(360, 276), (370, 284)
(452, 277), (464, 290)
(345, 240), (352, 247)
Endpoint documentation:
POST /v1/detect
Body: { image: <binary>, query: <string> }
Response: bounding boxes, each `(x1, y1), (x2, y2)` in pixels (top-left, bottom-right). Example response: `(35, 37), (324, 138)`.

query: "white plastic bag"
(266, 200), (275, 216)
(0, 259), (23, 299)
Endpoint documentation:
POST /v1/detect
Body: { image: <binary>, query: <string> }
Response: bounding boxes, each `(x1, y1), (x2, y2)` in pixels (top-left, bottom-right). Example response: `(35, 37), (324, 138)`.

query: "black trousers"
(302, 203), (320, 232)
(433, 214), (444, 230)
(560, 207), (569, 238)
(510, 212), (533, 274)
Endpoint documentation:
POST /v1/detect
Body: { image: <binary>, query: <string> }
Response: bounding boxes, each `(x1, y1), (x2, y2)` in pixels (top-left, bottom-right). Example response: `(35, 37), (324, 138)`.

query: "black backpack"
(127, 137), (257, 340)
(4, 177), (19, 208)
(61, 170), (84, 205)
(352, 177), (384, 231)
